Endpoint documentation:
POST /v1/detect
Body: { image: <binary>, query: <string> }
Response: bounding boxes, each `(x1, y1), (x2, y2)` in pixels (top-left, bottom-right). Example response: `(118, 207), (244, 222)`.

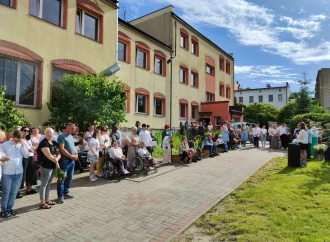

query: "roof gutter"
(103, 2), (121, 77)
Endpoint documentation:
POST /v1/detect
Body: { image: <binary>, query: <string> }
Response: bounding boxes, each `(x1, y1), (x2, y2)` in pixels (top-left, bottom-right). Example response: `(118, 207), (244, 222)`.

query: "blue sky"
(119, 0), (330, 93)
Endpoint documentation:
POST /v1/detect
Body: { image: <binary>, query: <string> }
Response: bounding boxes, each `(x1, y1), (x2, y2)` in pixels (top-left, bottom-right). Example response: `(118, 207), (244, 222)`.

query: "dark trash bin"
(288, 143), (301, 167)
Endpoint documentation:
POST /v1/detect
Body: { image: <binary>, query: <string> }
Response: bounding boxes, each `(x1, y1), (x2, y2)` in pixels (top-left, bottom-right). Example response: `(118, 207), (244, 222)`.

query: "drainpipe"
(103, 2), (121, 76)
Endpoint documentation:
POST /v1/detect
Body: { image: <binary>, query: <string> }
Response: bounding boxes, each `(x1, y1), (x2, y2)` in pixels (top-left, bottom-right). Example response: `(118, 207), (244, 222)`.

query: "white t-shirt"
(138, 148), (150, 157)
(252, 127), (261, 137)
(85, 131), (93, 143)
(162, 136), (171, 149)
(139, 130), (152, 147)
(110, 147), (123, 159)
(23, 139), (34, 157)
(99, 134), (111, 147)
(261, 128), (267, 136)
(88, 138), (100, 157)
(297, 129), (308, 144)
(207, 125), (213, 132)
(216, 138), (224, 144)
(279, 126), (287, 135)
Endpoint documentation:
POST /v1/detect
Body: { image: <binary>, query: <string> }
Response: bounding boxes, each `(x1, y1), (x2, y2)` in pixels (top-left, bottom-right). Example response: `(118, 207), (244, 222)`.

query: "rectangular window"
(136, 49), (147, 69)
(215, 117), (221, 126)
(249, 96), (254, 103)
(191, 106), (197, 119)
(30, 0), (63, 27)
(269, 95), (273, 102)
(279, 89), (281, 92)
(220, 84), (224, 96)
(136, 94), (147, 113)
(76, 9), (99, 41)
(206, 65), (214, 75)
(219, 58), (224, 71)
(180, 103), (187, 118)
(154, 57), (163, 75)
(206, 92), (214, 102)
(118, 41), (126, 62)
(180, 35), (186, 49)
(278, 94), (283, 102)
(0, 0), (12, 7)
(191, 72), (197, 87)
(259, 95), (263, 103)
(154, 98), (163, 115)
(226, 61), (230, 74)
(239, 97), (243, 103)
(226, 87), (230, 99)
(0, 57), (37, 107)
(180, 68), (187, 84)
(191, 41), (198, 55)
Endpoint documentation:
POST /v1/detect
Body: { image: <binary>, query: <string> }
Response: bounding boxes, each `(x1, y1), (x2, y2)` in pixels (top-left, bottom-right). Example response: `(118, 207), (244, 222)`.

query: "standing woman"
(222, 122), (230, 146)
(37, 128), (61, 209)
(127, 127), (140, 164)
(162, 124), (172, 147)
(240, 123), (249, 147)
(162, 135), (172, 165)
(228, 123), (235, 150)
(268, 124), (274, 148)
(111, 126), (121, 146)
(207, 122), (214, 133)
(87, 129), (101, 182)
(84, 124), (94, 144)
(297, 122), (308, 167)
(31, 127), (41, 149)
(271, 124), (280, 149)
(20, 126), (38, 195)
(96, 126), (111, 177)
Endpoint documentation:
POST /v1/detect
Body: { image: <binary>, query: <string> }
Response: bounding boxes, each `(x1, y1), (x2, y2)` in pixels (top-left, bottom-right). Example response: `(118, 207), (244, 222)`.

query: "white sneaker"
(123, 170), (130, 175)
(89, 176), (97, 182)
(149, 167), (154, 170)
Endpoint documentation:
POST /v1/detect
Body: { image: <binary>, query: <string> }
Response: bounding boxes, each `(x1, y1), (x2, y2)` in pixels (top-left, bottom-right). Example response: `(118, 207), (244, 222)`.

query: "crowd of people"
(0, 119), (316, 218)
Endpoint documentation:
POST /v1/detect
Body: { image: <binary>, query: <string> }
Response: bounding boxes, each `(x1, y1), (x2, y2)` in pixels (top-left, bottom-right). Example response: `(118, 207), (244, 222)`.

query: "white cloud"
(127, 0), (329, 65)
(280, 5), (286, 10)
(298, 8), (305, 14)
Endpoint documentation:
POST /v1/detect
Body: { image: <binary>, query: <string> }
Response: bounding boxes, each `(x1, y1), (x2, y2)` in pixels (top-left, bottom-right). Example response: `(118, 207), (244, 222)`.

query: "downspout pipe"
(103, 2), (121, 77)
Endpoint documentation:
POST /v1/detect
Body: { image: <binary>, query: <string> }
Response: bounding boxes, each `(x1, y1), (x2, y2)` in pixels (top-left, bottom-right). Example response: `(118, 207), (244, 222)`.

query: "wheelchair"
(76, 151), (89, 173)
(131, 153), (157, 175)
(101, 148), (130, 181)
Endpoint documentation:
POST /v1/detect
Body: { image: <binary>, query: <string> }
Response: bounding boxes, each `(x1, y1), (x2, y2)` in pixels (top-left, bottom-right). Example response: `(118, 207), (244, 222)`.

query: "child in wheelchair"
(109, 141), (130, 175)
(138, 141), (157, 172)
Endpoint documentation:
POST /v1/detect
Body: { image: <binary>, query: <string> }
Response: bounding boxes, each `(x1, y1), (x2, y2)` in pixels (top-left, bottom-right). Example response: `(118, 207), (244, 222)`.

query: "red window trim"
(77, 0), (104, 43)
(191, 69), (199, 88)
(136, 41), (150, 71)
(191, 39), (199, 56)
(219, 55), (225, 71)
(180, 28), (189, 51)
(219, 82), (225, 97)
(179, 99), (189, 119)
(226, 85), (231, 99)
(125, 85), (131, 113)
(118, 31), (131, 64)
(154, 50), (166, 76)
(179, 64), (189, 85)
(135, 88), (150, 115)
(206, 64), (215, 76)
(154, 92), (166, 116)
(226, 60), (231, 75)
(191, 101), (199, 120)
(51, 59), (96, 74)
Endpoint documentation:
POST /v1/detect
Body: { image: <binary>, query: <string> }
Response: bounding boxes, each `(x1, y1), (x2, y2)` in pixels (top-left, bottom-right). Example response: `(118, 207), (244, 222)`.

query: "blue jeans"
(57, 159), (75, 198)
(1, 173), (23, 211)
(261, 136), (266, 146)
(204, 144), (217, 155)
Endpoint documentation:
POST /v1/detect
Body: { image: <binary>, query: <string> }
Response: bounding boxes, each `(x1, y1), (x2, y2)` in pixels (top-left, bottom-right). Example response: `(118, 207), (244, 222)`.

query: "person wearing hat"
(162, 134), (172, 165)
(161, 124), (172, 148)
(216, 134), (228, 152)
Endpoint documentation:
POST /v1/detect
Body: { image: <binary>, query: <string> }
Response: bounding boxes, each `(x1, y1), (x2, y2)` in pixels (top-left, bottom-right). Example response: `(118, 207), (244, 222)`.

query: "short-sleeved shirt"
(57, 133), (76, 160)
(88, 138), (100, 157)
(37, 139), (59, 169)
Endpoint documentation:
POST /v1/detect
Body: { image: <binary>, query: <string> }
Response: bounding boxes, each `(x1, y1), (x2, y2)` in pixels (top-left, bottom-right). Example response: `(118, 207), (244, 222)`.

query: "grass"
(187, 157), (330, 242)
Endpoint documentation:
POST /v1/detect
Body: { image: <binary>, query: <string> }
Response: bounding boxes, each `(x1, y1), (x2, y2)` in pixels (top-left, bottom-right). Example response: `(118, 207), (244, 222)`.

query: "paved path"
(0, 147), (285, 242)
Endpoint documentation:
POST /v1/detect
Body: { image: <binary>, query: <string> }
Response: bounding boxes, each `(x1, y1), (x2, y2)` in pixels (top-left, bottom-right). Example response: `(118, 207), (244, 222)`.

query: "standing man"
(279, 123), (289, 149)
(57, 123), (78, 204)
(139, 124), (153, 155)
(252, 123), (261, 148)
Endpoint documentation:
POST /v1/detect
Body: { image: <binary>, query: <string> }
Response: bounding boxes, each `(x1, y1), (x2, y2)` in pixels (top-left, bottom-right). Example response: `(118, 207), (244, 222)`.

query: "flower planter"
(315, 153), (324, 161)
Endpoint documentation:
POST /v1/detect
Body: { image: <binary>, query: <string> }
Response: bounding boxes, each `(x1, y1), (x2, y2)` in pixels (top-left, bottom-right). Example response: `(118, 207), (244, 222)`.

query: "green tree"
(44, 74), (126, 130)
(277, 102), (296, 124)
(295, 72), (312, 114)
(289, 92), (299, 100)
(0, 86), (30, 131)
(244, 103), (279, 126)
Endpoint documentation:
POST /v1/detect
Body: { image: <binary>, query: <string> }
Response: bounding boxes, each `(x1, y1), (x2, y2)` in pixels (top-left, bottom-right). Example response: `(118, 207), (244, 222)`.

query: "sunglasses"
(23, 130), (30, 132)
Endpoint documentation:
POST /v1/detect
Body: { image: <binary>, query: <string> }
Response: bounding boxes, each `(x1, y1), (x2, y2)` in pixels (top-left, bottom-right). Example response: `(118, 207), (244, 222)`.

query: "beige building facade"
(130, 6), (235, 128)
(315, 68), (330, 111)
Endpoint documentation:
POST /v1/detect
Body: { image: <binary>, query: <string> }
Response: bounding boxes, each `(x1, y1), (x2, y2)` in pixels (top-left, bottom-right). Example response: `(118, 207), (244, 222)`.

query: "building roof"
(119, 18), (172, 52)
(129, 5), (234, 60)
(234, 86), (289, 92)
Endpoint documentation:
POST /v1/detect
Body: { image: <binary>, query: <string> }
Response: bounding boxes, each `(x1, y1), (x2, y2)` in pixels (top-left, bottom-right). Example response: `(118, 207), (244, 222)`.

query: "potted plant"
(313, 144), (327, 160)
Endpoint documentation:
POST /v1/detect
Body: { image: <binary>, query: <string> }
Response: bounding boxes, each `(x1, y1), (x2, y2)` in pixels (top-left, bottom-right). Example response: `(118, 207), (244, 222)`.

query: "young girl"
(240, 123), (249, 147)
(87, 129), (100, 182)
(260, 125), (267, 148)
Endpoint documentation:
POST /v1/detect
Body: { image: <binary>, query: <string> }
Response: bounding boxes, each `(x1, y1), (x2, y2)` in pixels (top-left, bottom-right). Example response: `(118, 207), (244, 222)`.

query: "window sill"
(153, 72), (166, 77)
(119, 59), (130, 64)
(191, 85), (199, 89)
(15, 104), (38, 109)
(0, 2), (15, 9)
(191, 53), (199, 57)
(153, 114), (165, 118)
(179, 82), (188, 86)
(135, 65), (150, 71)
(135, 112), (148, 115)
(28, 14), (65, 29)
(220, 69), (224, 72)
(206, 72), (215, 77)
(75, 33), (102, 44)
(179, 117), (187, 120)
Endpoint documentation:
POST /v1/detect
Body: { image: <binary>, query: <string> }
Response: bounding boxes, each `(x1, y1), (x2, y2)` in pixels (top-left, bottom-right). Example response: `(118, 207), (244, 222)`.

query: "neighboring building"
(234, 83), (290, 109)
(0, 0), (118, 126)
(117, 19), (171, 128)
(234, 81), (241, 91)
(130, 5), (241, 128)
(315, 69), (330, 111)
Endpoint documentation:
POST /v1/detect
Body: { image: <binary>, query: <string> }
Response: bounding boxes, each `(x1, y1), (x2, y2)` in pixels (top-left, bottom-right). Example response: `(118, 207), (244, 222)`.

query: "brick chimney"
(266, 84), (271, 88)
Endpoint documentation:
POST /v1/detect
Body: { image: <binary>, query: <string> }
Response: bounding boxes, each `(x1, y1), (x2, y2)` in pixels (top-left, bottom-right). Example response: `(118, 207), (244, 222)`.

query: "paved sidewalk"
(0, 148), (285, 242)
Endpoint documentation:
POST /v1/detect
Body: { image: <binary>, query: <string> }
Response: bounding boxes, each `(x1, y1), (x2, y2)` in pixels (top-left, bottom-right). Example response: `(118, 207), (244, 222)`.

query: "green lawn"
(186, 157), (330, 242)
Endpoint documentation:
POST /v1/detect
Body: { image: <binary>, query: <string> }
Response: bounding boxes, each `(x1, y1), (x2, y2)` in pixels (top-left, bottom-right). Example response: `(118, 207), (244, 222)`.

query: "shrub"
(290, 113), (330, 128)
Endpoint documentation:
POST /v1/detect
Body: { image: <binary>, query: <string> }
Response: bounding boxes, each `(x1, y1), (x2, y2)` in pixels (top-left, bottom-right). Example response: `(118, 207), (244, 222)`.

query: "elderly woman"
(110, 141), (130, 174)
(271, 124), (280, 149)
(138, 141), (157, 171)
(162, 135), (172, 165)
(37, 128), (61, 209)
(127, 127), (140, 163)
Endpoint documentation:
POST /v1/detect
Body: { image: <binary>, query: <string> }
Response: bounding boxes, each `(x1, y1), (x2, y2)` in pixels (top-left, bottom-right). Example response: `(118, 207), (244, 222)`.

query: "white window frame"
(215, 116), (221, 126)
(269, 95), (273, 102)
(206, 92), (214, 102)
(16, 61), (37, 108)
(191, 72), (197, 87)
(206, 65), (214, 75)
(154, 98), (163, 116)
(278, 94), (283, 102)
(31, 0), (64, 27)
(180, 35), (186, 49)
(154, 57), (163, 75)
(136, 49), (147, 69)
(136, 94), (147, 114)
(118, 41), (127, 62)
(180, 68), (186, 84)
(0, 0), (13, 7)
(249, 96), (254, 103)
(239, 97), (243, 103)
(259, 95), (263, 103)
(76, 8), (100, 41)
